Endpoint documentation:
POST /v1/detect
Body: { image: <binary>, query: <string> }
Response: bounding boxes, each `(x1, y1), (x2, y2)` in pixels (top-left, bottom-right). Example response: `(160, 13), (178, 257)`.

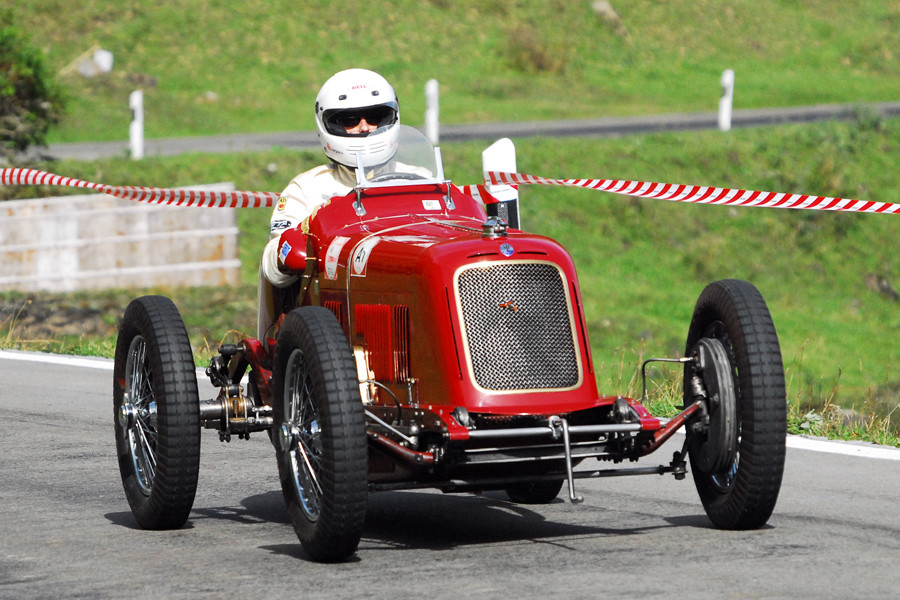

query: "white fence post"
(425, 78), (439, 146)
(718, 69), (734, 132)
(129, 90), (144, 160)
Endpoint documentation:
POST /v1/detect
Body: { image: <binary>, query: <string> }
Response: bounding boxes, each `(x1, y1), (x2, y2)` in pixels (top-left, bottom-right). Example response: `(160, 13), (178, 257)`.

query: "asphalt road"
(37, 101), (900, 161)
(2, 350), (899, 599)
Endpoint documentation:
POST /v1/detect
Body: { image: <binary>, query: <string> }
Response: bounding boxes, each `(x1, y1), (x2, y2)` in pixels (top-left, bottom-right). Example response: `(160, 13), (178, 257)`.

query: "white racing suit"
(257, 162), (357, 340)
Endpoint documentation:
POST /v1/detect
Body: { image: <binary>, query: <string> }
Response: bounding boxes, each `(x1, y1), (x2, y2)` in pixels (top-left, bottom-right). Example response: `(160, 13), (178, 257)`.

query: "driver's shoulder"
(299, 163), (356, 186)
(287, 163), (353, 193)
(293, 163), (338, 183)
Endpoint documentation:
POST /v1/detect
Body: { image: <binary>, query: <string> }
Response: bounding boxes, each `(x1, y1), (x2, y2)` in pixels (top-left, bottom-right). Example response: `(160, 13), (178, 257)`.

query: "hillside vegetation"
(4, 2), (900, 439)
(12, 1), (900, 142)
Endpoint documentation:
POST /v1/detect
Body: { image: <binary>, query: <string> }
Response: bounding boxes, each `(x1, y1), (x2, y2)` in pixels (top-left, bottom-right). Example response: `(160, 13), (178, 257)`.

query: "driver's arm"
(261, 179), (317, 287)
(261, 165), (353, 287)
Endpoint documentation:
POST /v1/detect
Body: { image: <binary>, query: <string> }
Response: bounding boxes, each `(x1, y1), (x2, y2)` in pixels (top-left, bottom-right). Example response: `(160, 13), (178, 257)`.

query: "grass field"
(10, 1), (900, 141)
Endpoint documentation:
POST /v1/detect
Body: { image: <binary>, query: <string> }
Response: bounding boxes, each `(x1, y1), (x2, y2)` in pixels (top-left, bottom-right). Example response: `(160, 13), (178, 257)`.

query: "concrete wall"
(0, 184), (240, 292)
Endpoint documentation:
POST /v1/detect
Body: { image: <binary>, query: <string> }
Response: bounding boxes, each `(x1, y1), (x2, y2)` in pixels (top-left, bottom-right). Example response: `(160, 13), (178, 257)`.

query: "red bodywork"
(307, 186), (643, 421)
(227, 176), (686, 497)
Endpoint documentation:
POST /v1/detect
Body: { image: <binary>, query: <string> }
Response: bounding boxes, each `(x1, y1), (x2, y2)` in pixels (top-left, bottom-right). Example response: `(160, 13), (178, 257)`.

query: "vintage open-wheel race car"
(112, 126), (786, 562)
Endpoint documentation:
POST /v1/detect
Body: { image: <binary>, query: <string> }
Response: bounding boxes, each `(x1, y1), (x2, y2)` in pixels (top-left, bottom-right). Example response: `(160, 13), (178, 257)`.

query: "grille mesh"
(457, 263), (579, 390)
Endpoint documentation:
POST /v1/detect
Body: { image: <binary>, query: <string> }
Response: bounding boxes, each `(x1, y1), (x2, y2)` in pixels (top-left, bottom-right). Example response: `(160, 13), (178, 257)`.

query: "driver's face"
(344, 117), (379, 135)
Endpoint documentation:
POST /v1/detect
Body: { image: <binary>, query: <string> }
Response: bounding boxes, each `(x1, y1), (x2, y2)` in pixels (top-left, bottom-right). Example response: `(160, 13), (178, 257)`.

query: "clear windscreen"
(356, 125), (445, 188)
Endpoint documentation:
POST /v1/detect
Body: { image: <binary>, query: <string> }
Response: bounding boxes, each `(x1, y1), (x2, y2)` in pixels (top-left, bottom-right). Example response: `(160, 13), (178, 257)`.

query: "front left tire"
(273, 306), (368, 562)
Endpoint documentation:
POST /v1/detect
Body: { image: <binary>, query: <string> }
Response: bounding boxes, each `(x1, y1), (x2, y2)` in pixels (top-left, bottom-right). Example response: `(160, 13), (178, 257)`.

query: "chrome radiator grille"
(456, 263), (580, 390)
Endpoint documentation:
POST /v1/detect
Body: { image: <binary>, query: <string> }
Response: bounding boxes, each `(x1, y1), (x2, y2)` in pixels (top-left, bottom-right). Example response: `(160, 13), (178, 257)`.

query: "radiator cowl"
(456, 262), (581, 391)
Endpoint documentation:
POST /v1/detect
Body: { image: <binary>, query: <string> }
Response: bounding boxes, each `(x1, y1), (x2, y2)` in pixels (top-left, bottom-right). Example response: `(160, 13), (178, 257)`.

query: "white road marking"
(786, 434), (900, 461)
(0, 349), (208, 378)
(0, 349), (113, 370)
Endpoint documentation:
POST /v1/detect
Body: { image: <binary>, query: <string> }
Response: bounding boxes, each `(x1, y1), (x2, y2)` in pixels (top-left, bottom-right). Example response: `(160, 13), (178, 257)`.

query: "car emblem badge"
(498, 300), (519, 313)
(500, 243), (514, 257)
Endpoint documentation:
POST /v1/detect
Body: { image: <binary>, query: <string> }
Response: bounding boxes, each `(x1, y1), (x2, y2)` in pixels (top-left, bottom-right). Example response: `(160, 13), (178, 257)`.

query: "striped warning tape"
(0, 168), (280, 209)
(4, 166), (897, 215)
(484, 171), (900, 215)
(459, 184), (502, 204)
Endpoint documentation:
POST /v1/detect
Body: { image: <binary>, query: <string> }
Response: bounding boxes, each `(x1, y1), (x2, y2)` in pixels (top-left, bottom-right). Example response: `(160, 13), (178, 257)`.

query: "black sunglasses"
(335, 106), (395, 129)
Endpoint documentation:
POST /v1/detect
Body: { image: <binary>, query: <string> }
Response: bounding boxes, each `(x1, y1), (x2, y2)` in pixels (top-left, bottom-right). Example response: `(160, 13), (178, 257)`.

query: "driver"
(257, 68), (400, 339)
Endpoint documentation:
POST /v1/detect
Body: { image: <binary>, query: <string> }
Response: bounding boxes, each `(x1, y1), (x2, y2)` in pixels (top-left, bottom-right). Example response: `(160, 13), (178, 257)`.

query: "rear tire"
(684, 279), (786, 530)
(113, 295), (200, 529)
(273, 307), (367, 562)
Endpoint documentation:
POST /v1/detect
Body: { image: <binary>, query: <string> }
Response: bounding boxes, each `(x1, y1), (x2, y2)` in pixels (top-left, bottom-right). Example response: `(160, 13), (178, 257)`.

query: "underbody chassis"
(364, 404), (693, 504)
(196, 338), (712, 506)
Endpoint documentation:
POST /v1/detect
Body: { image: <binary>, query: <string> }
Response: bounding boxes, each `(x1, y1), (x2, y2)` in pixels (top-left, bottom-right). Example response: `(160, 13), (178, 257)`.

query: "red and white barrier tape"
(484, 171), (900, 215)
(4, 166), (896, 216)
(459, 184), (502, 204)
(0, 168), (279, 208)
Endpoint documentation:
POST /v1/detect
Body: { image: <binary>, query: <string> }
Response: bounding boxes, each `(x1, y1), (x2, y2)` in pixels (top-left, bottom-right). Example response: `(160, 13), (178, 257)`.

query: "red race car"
(113, 126), (786, 562)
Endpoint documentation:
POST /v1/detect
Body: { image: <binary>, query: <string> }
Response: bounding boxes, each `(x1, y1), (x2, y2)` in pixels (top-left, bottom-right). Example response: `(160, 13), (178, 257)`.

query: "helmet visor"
(323, 103), (398, 136)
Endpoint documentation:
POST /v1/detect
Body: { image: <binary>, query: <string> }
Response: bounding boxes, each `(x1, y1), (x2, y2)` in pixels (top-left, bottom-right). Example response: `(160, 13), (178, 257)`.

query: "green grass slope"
(12, 1), (900, 141)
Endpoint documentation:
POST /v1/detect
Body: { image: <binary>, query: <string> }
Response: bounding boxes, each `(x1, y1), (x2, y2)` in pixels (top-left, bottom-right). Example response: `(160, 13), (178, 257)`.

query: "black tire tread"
(274, 306), (367, 562)
(685, 279), (786, 530)
(113, 295), (200, 530)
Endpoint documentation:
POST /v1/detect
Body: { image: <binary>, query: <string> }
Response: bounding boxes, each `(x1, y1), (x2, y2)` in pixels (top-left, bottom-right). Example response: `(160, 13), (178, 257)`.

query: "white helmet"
(314, 68), (400, 168)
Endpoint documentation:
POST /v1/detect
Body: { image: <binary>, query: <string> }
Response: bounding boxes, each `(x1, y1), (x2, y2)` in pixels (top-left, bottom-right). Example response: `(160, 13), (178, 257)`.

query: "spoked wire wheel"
(283, 347), (325, 521)
(684, 279), (786, 530)
(122, 334), (157, 495)
(113, 295), (200, 529)
(273, 307), (367, 562)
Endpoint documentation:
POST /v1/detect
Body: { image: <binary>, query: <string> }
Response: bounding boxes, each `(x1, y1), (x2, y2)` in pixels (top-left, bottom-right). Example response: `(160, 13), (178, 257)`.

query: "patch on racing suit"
(279, 241), (291, 263)
(271, 219), (291, 233)
(276, 197), (287, 211)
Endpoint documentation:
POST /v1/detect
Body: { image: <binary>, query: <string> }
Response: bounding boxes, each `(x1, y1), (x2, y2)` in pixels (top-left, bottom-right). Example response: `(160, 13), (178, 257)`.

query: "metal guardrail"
(32, 101), (900, 161)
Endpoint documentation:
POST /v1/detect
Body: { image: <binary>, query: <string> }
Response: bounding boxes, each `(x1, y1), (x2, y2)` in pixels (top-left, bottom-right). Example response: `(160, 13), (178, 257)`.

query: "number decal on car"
(325, 236), (351, 279)
(351, 238), (381, 277)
